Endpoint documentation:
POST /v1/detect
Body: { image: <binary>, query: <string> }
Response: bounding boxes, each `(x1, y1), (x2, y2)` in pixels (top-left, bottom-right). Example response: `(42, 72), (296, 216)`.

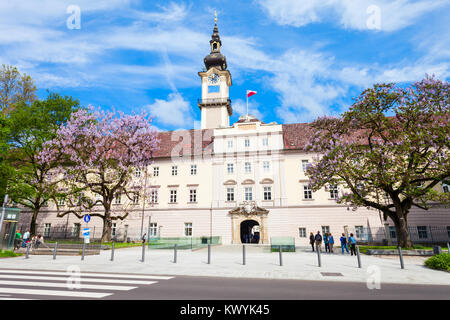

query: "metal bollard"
(53, 242), (58, 260)
(25, 243), (30, 259)
(243, 244), (246, 265)
(174, 244), (177, 263)
(398, 246), (404, 269)
(356, 246), (362, 268)
(279, 245), (283, 266)
(141, 242), (145, 262)
(447, 242), (450, 254)
(81, 243), (85, 261)
(110, 241), (115, 262)
(316, 244), (321, 267)
(207, 244), (211, 264)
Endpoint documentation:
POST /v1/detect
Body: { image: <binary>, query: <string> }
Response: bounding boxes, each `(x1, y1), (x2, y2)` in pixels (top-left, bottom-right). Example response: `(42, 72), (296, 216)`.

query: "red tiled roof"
(282, 123), (315, 151)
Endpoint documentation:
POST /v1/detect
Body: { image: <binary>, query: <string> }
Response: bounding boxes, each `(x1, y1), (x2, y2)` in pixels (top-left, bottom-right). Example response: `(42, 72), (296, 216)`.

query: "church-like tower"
(198, 14), (232, 129)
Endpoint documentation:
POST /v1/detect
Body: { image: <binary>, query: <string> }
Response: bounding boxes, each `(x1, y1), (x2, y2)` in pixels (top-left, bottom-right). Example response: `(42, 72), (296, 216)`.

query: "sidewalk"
(1, 245), (449, 286)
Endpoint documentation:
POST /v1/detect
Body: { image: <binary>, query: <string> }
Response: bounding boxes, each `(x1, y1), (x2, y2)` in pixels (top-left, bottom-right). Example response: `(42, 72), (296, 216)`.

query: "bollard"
(141, 242), (146, 262)
(316, 244), (321, 267)
(243, 244), (246, 265)
(356, 246), (362, 268)
(279, 245), (283, 266)
(25, 243), (30, 259)
(398, 246), (404, 269)
(447, 242), (450, 254)
(174, 244), (177, 263)
(53, 242), (58, 260)
(207, 244), (211, 265)
(81, 243), (85, 261)
(110, 241), (115, 262)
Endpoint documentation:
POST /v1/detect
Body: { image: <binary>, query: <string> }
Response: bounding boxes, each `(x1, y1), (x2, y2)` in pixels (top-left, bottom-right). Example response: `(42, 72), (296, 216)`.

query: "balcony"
(198, 98), (232, 115)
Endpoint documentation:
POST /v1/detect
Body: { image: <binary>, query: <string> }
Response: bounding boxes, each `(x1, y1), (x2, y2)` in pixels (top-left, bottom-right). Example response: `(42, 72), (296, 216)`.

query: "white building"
(19, 21), (450, 245)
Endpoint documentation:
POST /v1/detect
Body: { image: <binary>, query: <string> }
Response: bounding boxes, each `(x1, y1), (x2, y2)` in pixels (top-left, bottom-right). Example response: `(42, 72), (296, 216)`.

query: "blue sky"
(1, 0), (449, 131)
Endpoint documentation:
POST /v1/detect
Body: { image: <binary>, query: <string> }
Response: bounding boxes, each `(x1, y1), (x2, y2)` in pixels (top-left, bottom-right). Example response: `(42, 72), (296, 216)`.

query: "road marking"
(0, 287), (112, 298)
(0, 274), (158, 285)
(0, 280), (137, 291)
(0, 269), (173, 280)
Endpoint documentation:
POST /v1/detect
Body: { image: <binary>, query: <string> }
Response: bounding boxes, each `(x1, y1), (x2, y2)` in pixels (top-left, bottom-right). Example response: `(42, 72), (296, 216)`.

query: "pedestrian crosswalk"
(0, 268), (173, 299)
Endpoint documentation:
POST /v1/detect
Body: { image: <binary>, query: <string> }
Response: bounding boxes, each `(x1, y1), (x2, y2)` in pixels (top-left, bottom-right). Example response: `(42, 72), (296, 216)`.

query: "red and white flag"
(247, 90), (257, 98)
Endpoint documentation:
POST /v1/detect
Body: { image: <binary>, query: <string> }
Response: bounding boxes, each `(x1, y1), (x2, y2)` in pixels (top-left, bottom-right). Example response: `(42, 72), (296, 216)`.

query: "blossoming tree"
(306, 76), (449, 248)
(42, 108), (159, 242)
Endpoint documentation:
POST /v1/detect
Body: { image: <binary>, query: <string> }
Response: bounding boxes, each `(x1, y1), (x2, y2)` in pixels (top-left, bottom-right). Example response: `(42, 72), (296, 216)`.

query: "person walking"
(328, 233), (334, 253)
(324, 232), (330, 253)
(348, 233), (357, 256)
(14, 230), (21, 251)
(340, 233), (349, 254)
(309, 232), (315, 252)
(22, 230), (30, 248)
(314, 231), (322, 251)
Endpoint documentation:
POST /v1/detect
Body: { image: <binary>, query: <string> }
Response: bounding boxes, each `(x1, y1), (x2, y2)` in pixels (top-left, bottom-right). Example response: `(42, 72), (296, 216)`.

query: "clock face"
(208, 73), (220, 85)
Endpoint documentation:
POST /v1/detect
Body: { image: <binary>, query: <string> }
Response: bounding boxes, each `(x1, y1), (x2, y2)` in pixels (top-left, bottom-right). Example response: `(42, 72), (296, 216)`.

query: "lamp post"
(140, 167), (148, 239)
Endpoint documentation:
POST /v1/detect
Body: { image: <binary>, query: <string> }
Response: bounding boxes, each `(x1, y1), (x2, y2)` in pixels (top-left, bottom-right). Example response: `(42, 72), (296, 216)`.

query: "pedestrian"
(14, 229), (21, 251)
(348, 233), (357, 256)
(35, 234), (44, 249)
(142, 233), (147, 244)
(328, 233), (334, 253)
(22, 229), (30, 248)
(309, 232), (315, 252)
(340, 233), (349, 254)
(324, 232), (329, 253)
(314, 231), (322, 251)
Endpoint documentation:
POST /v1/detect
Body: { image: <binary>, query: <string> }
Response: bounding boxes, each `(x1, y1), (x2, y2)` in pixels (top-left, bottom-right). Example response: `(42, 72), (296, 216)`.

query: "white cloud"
(144, 93), (194, 128)
(232, 99), (263, 120)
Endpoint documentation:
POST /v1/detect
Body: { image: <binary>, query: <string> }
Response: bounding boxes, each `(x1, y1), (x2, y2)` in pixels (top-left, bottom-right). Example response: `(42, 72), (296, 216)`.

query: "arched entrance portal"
(240, 220), (260, 244)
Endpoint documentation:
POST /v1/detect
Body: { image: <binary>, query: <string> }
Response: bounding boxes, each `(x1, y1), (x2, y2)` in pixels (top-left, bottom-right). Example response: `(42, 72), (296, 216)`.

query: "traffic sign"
(83, 214), (91, 223)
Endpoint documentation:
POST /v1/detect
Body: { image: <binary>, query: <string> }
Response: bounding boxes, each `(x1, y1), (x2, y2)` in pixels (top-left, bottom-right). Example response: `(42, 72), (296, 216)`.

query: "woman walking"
(309, 232), (315, 252)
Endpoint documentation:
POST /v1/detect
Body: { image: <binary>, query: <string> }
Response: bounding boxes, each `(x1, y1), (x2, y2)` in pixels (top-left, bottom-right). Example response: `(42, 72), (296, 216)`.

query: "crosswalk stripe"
(0, 274), (158, 285)
(0, 280), (138, 291)
(0, 287), (112, 298)
(0, 269), (173, 280)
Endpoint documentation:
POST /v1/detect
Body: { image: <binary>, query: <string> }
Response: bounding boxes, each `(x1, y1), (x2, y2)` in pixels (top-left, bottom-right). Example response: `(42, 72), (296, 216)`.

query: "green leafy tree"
(6, 92), (80, 234)
(306, 76), (449, 248)
(0, 65), (37, 115)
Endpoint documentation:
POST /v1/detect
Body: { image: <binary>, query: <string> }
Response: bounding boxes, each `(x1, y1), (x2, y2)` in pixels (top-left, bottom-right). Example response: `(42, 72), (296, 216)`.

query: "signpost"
(83, 228), (90, 244)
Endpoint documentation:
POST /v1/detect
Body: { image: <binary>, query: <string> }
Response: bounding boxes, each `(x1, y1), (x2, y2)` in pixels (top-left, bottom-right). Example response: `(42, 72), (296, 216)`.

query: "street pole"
(140, 168), (148, 239)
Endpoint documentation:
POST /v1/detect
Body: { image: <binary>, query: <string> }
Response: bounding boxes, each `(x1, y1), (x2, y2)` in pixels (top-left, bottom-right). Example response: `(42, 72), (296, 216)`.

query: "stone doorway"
(229, 202), (269, 244)
(240, 219), (260, 244)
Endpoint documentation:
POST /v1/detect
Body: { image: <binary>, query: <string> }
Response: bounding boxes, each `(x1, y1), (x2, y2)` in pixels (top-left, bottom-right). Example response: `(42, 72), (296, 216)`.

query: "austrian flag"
(247, 90), (257, 98)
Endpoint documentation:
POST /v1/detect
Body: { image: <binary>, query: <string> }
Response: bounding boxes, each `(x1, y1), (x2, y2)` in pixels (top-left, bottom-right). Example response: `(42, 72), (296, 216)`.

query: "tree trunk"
(394, 214), (413, 248)
(29, 208), (39, 236)
(101, 215), (112, 243)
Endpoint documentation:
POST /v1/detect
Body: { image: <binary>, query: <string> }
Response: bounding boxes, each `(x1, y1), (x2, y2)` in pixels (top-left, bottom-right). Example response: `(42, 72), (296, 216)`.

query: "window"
(191, 164), (197, 176)
(153, 167), (159, 177)
(417, 226), (428, 239)
(44, 223), (51, 237)
(150, 190), (158, 204)
(302, 160), (309, 172)
(227, 188), (235, 201)
(389, 226), (397, 239)
(111, 223), (117, 237)
(227, 140), (233, 149)
(303, 184), (313, 199)
(245, 162), (252, 173)
(132, 194), (139, 205)
(263, 161), (270, 172)
(321, 226), (330, 235)
(149, 223), (158, 237)
(262, 137), (268, 147)
(263, 186), (272, 201)
(172, 166), (178, 176)
(189, 189), (197, 203)
(442, 181), (449, 193)
(72, 223), (80, 237)
(114, 192), (121, 205)
(355, 226), (364, 238)
(245, 187), (253, 201)
(184, 223), (193, 236)
(329, 185), (339, 199)
(57, 197), (65, 206)
(447, 226), (450, 238)
(298, 228), (306, 238)
(227, 163), (234, 174)
(244, 139), (250, 148)
(134, 168), (141, 177)
(170, 190), (177, 203)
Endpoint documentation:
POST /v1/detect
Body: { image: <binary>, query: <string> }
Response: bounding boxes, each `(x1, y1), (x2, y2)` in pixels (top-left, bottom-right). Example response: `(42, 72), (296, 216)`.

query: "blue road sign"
(83, 214), (91, 223)
(83, 228), (90, 237)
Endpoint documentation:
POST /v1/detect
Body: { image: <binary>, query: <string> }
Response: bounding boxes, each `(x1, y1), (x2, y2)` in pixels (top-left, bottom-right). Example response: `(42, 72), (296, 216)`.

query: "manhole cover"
(321, 272), (343, 277)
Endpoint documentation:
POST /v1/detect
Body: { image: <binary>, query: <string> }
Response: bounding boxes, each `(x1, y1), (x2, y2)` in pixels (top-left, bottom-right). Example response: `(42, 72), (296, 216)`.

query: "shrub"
(425, 253), (450, 271)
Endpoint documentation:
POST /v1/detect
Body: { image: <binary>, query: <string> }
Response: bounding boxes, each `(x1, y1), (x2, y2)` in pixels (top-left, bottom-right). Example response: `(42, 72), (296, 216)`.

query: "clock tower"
(198, 14), (232, 129)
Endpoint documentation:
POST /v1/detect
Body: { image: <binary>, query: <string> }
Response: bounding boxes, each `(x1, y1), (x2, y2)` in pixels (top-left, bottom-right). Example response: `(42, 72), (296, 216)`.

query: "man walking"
(348, 233), (357, 256)
(314, 231), (322, 251)
(324, 232), (329, 253)
(328, 233), (334, 253)
(14, 229), (21, 251)
(309, 232), (315, 252)
(22, 229), (30, 248)
(340, 233), (349, 254)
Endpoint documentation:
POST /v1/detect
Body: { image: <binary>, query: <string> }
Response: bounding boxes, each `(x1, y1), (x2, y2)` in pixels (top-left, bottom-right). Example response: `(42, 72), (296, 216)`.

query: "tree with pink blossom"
(306, 75), (449, 248)
(41, 107), (159, 242)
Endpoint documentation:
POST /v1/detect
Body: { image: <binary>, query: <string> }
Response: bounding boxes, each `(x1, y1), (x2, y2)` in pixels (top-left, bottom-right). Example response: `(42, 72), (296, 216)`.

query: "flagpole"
(246, 91), (249, 120)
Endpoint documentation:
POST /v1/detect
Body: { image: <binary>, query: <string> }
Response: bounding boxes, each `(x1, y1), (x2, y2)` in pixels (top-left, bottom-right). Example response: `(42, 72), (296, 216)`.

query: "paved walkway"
(1, 245), (449, 286)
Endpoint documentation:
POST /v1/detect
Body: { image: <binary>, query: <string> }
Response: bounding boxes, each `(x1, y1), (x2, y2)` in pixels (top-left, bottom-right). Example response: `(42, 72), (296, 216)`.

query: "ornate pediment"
(229, 201), (269, 216)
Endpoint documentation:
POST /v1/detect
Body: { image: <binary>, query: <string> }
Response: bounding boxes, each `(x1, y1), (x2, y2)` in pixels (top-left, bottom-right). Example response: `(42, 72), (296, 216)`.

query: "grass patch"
(357, 245), (436, 254)
(425, 254), (450, 271)
(0, 250), (23, 258)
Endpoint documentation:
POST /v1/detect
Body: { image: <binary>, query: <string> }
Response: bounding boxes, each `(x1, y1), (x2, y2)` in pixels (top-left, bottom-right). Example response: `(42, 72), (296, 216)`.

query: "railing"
(197, 98), (231, 105)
